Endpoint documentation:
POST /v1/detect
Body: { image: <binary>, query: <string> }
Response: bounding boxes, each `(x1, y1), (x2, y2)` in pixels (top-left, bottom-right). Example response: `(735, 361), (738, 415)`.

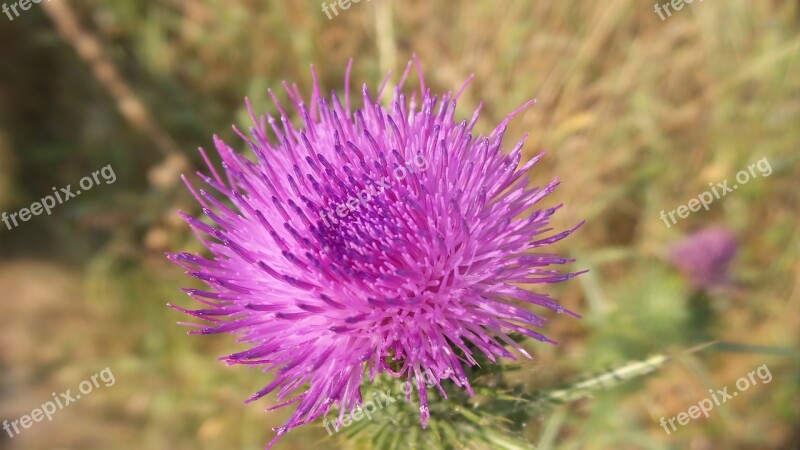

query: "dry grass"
(0, 1), (798, 449)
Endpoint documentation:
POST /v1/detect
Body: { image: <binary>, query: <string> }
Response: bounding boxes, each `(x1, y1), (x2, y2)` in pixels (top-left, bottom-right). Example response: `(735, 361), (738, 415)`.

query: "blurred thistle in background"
(0, 1), (798, 450)
(668, 226), (739, 291)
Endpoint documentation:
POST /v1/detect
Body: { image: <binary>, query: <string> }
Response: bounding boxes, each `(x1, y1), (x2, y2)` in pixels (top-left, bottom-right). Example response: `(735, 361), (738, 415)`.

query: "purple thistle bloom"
(668, 226), (738, 289)
(169, 58), (583, 448)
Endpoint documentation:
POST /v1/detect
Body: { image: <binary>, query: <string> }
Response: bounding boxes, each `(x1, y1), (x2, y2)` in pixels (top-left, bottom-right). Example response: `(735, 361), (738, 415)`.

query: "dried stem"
(42, 1), (188, 187)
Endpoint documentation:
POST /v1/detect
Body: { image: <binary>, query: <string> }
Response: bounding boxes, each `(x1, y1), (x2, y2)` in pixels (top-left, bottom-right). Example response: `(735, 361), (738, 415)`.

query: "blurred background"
(0, 1), (798, 449)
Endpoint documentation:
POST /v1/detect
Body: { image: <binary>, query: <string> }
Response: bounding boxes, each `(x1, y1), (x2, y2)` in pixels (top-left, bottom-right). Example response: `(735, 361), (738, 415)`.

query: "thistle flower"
(169, 58), (583, 448)
(668, 226), (738, 289)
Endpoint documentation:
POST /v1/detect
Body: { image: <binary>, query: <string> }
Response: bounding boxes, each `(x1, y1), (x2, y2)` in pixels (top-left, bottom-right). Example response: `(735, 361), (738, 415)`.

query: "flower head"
(169, 58), (582, 447)
(668, 226), (738, 289)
